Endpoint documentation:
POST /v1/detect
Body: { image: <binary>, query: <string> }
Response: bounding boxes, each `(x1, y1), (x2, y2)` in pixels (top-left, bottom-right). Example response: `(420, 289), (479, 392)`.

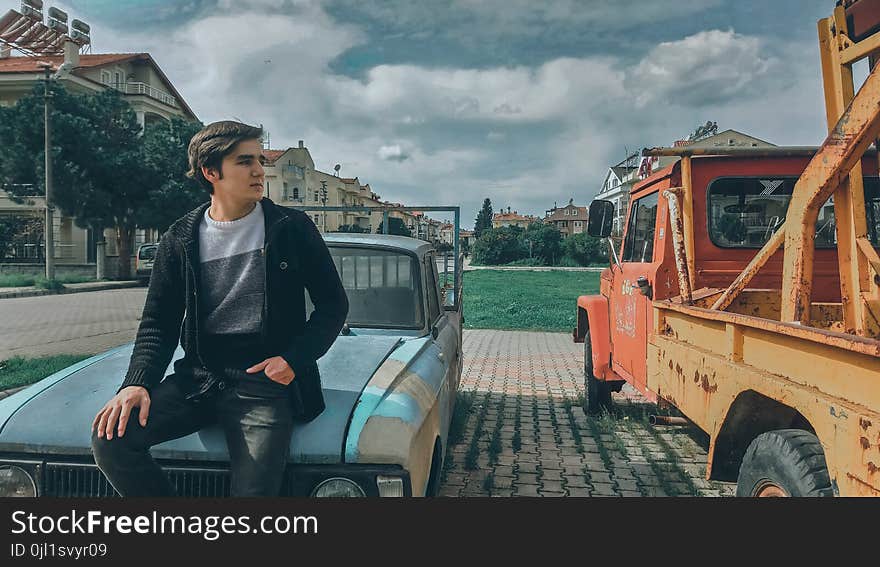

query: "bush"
(561, 232), (608, 266)
(472, 226), (527, 265)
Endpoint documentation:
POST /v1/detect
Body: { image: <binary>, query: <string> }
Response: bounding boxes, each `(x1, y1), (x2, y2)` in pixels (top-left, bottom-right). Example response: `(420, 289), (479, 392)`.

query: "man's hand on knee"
(92, 386), (151, 441)
(246, 356), (295, 385)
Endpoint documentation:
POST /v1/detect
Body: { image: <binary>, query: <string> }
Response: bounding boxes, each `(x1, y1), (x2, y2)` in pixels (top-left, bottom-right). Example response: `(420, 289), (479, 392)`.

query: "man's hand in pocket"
(246, 356), (296, 385)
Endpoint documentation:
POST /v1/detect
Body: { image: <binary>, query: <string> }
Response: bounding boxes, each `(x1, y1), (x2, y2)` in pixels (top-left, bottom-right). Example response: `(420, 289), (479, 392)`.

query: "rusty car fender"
(576, 295), (613, 381)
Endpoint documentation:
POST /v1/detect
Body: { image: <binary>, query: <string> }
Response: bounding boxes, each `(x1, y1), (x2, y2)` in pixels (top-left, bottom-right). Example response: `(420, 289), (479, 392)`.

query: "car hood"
(0, 335), (402, 464)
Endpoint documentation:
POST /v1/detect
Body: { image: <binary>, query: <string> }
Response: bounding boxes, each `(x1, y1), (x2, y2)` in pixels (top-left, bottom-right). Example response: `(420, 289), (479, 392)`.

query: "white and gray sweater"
(198, 202), (265, 336)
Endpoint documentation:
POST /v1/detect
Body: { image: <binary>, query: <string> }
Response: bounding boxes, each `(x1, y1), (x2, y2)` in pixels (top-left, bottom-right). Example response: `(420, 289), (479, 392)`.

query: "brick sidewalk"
(441, 330), (736, 497)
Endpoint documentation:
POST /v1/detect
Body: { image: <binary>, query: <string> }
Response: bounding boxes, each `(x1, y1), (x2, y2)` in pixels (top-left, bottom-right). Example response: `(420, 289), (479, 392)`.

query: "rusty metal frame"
(662, 188), (693, 305)
(707, 9), (880, 335)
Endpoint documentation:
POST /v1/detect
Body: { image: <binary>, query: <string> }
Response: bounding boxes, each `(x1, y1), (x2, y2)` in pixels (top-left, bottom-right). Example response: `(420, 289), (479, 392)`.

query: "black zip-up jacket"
(120, 197), (349, 421)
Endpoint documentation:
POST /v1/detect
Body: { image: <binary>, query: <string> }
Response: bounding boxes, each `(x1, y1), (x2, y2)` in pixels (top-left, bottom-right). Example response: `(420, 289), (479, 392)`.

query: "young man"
(91, 120), (348, 496)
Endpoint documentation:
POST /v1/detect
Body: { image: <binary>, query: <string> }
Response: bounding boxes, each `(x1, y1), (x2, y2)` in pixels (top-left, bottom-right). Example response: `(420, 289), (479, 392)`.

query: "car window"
(138, 245), (157, 260)
(707, 176), (880, 248)
(622, 192), (659, 262)
(314, 246), (424, 329)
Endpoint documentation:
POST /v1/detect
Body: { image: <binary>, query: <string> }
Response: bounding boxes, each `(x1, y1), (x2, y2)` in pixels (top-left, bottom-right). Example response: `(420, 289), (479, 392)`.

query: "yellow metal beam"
(780, 21), (880, 325)
(800, 14), (871, 333)
(857, 236), (880, 274)
(711, 230), (784, 312)
(839, 23), (880, 65)
(680, 156), (696, 291)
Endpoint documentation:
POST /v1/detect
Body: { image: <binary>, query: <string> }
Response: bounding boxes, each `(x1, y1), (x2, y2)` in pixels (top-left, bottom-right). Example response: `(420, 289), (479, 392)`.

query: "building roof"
(262, 149), (287, 164)
(0, 53), (197, 120)
(545, 205), (588, 222)
(0, 53), (139, 73)
(493, 211), (536, 223)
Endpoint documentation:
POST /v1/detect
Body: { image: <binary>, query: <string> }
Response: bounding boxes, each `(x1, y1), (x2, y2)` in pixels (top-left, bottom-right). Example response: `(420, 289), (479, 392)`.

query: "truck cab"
(576, 152), (880, 413)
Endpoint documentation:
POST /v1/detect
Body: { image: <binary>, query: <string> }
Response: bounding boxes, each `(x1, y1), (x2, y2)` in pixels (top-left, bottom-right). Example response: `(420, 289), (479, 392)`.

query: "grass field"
(462, 270), (600, 332)
(0, 354), (94, 390)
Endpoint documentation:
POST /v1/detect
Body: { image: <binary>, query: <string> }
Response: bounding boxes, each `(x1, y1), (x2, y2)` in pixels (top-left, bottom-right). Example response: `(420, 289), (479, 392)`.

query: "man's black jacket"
(120, 197), (349, 421)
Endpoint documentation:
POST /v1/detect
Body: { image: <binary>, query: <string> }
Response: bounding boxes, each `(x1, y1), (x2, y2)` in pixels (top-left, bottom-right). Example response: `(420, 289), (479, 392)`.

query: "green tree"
(376, 217), (412, 237)
(473, 198), (493, 238)
(0, 83), (150, 279)
(472, 226), (527, 265)
(562, 232), (608, 266)
(138, 117), (207, 234)
(0, 85), (207, 279)
(523, 222), (562, 265)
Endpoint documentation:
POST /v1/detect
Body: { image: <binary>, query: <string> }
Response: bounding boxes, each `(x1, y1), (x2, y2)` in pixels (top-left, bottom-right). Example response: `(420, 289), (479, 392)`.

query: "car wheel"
(582, 330), (611, 416)
(736, 429), (833, 497)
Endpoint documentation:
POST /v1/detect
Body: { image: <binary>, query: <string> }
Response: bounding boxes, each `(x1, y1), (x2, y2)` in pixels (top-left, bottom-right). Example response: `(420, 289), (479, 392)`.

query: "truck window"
(708, 176), (880, 248)
(622, 192), (659, 262)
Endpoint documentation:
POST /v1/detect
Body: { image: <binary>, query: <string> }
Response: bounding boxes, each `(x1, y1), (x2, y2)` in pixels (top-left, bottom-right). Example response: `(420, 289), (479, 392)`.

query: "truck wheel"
(736, 429), (833, 497)
(582, 331), (611, 415)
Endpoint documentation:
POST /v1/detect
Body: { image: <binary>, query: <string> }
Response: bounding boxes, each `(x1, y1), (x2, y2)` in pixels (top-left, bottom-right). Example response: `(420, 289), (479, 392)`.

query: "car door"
(424, 253), (459, 420)
(609, 192), (659, 391)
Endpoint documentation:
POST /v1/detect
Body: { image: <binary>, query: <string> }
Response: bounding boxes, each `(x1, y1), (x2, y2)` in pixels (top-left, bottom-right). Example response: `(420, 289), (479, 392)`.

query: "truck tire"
(582, 330), (612, 415)
(736, 429), (833, 497)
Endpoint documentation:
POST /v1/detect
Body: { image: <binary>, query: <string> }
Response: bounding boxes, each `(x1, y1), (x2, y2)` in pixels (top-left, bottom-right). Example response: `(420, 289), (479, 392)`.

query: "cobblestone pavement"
(0, 288), (146, 360)
(440, 330), (737, 497)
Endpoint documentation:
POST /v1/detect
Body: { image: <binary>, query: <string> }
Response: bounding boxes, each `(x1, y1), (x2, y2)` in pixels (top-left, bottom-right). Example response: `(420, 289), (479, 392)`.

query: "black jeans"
(91, 375), (294, 497)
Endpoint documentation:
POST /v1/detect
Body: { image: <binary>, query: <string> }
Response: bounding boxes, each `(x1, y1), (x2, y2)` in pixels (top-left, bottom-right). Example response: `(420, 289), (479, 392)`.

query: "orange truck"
(575, 0), (880, 496)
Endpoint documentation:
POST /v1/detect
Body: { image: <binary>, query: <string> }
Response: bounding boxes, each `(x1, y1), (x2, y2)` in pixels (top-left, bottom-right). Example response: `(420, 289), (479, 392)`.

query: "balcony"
(110, 81), (178, 108)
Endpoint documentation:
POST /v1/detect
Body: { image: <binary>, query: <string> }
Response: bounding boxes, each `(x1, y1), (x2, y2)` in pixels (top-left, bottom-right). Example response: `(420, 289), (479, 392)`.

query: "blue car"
(0, 234), (463, 497)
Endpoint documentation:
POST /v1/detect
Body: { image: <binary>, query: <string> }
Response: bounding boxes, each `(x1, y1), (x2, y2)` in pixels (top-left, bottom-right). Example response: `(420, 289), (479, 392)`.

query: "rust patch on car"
(699, 375), (718, 393)
(860, 417), (873, 430)
(868, 462), (879, 475)
(860, 437), (871, 450)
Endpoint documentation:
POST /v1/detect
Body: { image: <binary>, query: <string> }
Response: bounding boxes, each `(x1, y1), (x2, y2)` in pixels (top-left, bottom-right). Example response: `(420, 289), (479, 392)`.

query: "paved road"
(443, 330), (736, 497)
(0, 287), (146, 360)
(0, 289), (733, 496)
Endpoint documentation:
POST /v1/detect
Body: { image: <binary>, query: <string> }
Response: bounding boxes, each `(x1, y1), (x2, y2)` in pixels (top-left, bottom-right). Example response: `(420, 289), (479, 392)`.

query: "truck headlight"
(0, 465), (37, 497)
(311, 477), (366, 497)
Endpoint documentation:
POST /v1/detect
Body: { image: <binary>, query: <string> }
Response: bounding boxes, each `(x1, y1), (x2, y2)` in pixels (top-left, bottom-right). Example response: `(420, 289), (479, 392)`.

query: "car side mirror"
(588, 200), (614, 239)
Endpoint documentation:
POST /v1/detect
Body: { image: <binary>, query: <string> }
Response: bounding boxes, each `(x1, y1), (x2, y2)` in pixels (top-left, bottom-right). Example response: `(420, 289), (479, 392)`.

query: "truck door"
(610, 192), (659, 389)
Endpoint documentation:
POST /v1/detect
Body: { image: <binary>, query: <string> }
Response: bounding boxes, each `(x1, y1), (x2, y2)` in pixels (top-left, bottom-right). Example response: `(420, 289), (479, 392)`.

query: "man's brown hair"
(186, 120), (264, 194)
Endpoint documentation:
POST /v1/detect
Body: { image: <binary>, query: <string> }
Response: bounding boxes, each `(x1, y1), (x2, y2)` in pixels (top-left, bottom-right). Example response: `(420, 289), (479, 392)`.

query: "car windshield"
(138, 245), (157, 260)
(306, 246), (424, 329)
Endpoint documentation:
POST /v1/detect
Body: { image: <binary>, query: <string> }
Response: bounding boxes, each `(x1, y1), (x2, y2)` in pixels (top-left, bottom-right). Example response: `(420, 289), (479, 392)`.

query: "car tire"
(736, 429), (834, 497)
(582, 330), (611, 416)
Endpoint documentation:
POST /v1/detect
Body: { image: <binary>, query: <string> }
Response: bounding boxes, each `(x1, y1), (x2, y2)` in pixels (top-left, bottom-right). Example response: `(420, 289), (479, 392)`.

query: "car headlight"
(376, 475), (404, 497)
(0, 465), (37, 497)
(311, 477), (366, 497)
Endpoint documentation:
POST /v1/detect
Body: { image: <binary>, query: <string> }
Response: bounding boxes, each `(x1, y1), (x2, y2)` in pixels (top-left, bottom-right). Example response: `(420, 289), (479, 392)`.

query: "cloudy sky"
(1, 0), (843, 227)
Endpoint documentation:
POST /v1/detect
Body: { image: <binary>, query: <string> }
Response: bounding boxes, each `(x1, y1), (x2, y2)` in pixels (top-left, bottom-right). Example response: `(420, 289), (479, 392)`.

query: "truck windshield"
(707, 176), (880, 248)
(306, 246), (424, 330)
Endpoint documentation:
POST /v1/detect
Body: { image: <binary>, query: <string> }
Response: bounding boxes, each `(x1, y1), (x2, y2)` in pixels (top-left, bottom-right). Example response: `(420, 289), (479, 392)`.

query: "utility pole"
(320, 180), (328, 232)
(40, 63), (55, 281)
